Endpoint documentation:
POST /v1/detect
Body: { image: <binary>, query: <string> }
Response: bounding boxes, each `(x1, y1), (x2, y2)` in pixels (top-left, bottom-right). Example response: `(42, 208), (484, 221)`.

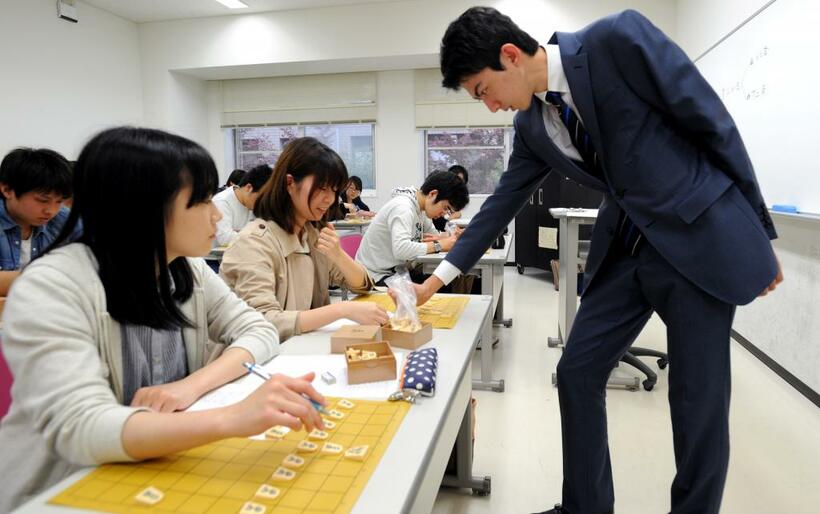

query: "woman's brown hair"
(253, 137), (349, 233)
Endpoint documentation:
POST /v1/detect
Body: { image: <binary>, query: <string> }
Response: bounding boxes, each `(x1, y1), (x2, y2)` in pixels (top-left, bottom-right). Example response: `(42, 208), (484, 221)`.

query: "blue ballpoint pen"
(242, 362), (329, 415)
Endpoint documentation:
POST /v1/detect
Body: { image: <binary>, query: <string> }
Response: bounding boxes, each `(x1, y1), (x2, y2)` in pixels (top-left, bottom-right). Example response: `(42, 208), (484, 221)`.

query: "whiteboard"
(695, 0), (820, 215)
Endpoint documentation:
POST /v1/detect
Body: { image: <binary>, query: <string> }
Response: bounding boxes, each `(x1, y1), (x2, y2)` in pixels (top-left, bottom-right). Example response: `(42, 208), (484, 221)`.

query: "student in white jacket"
(355, 170), (469, 285)
(212, 164), (272, 246)
(0, 127), (326, 513)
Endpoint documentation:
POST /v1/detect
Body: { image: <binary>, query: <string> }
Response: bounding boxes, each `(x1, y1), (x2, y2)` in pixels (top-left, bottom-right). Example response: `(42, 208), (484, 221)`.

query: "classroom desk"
(205, 245), (227, 264)
(415, 234), (512, 393)
(332, 219), (372, 234)
(12, 295), (494, 514)
(546, 208), (640, 390)
(546, 209), (597, 349)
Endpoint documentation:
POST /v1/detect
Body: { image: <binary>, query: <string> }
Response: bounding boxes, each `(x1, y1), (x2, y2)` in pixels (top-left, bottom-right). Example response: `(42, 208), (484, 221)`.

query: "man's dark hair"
(0, 147), (72, 198)
(440, 6), (539, 90)
(421, 170), (469, 211)
(254, 137), (348, 233)
(47, 127), (219, 329)
(225, 168), (245, 187)
(238, 164), (272, 191)
(447, 164), (469, 184)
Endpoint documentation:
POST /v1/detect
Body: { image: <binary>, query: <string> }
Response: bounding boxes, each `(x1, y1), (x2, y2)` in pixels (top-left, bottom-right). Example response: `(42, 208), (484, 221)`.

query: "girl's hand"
(131, 379), (200, 413)
(225, 372), (326, 436)
(342, 301), (389, 325)
(316, 224), (343, 261)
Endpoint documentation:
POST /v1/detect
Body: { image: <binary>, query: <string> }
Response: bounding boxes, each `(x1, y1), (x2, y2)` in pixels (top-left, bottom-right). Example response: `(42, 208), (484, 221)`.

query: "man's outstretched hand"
(388, 275), (444, 307)
(758, 255), (784, 297)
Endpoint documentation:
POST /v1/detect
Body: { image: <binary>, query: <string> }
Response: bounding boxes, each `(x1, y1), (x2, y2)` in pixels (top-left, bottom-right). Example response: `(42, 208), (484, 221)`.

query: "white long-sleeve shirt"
(355, 187), (437, 282)
(212, 187), (254, 246)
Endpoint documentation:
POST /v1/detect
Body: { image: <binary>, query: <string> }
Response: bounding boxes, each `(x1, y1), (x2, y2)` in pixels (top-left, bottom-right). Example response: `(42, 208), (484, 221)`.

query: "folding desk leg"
(440, 400), (492, 496)
(473, 302), (505, 392)
(492, 277), (513, 328)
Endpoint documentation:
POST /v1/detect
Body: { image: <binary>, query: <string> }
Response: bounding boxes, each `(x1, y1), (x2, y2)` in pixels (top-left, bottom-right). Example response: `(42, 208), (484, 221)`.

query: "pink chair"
(0, 344), (12, 420)
(338, 234), (364, 300)
(339, 234), (363, 259)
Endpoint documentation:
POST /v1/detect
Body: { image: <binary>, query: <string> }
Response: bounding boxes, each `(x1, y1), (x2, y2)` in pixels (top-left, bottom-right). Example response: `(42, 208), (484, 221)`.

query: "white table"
(546, 209), (597, 348)
(332, 219), (372, 234)
(546, 208), (639, 390)
(13, 295), (494, 514)
(414, 234), (512, 393)
(204, 245), (227, 264)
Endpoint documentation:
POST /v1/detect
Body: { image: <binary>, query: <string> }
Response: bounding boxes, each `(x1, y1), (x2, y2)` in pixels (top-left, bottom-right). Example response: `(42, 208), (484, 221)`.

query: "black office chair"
(621, 348), (668, 391)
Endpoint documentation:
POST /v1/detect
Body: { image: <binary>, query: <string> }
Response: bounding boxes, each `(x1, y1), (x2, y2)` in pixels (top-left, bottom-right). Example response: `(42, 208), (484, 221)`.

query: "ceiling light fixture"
(214, 0), (249, 9)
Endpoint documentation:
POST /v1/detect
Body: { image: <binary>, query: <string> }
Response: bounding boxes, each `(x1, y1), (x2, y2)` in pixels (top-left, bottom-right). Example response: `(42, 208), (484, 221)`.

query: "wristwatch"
(432, 240), (442, 253)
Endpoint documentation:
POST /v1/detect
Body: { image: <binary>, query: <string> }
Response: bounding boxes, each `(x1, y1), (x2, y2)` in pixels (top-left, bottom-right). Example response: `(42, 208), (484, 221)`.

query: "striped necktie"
(544, 91), (602, 179)
(544, 91), (643, 256)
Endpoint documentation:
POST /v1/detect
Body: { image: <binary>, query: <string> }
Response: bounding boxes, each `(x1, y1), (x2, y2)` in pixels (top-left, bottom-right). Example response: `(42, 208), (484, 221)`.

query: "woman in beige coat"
(221, 137), (388, 341)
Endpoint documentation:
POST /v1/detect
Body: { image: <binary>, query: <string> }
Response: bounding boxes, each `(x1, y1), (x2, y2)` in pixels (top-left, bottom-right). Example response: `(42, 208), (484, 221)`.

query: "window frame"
(232, 122), (377, 191)
(421, 126), (514, 196)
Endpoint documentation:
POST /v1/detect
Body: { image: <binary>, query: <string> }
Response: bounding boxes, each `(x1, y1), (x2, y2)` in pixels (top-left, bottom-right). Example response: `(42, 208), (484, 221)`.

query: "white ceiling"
(82, 0), (410, 23)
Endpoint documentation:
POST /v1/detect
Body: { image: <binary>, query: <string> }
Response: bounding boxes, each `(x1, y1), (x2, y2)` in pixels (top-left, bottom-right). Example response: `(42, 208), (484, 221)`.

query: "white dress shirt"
(19, 237), (32, 266)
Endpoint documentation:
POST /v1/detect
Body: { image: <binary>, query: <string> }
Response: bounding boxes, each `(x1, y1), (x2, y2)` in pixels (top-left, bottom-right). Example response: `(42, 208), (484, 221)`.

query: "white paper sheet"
(188, 352), (405, 413)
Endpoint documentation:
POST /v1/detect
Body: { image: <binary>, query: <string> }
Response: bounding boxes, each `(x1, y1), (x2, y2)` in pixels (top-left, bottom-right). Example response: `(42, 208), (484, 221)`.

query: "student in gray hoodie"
(355, 170), (469, 285)
(0, 127), (326, 513)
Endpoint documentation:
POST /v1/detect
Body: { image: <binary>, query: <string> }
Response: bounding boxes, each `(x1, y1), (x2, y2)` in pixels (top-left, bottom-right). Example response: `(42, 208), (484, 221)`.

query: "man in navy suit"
(413, 7), (783, 514)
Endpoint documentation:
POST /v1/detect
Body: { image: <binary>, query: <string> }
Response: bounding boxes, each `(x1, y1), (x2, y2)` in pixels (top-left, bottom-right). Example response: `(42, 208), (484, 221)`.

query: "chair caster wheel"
(516, 264), (525, 274)
(642, 379), (656, 391)
(472, 476), (491, 496)
(657, 358), (668, 369)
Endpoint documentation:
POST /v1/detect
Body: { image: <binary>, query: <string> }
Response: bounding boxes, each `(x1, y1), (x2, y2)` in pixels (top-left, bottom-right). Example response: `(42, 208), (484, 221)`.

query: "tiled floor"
(432, 268), (820, 514)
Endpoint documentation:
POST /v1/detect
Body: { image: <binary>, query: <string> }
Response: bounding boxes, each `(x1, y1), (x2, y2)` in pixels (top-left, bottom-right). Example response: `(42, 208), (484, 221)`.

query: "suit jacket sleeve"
(444, 118), (551, 272)
(607, 9), (776, 239)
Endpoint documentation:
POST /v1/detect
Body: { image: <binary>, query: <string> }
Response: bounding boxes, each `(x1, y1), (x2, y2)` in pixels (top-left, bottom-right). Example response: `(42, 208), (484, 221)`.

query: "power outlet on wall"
(57, 0), (78, 23)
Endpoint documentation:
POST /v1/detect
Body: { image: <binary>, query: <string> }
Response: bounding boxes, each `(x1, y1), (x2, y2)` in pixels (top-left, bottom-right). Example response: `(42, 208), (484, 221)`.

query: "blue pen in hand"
(242, 362), (329, 415)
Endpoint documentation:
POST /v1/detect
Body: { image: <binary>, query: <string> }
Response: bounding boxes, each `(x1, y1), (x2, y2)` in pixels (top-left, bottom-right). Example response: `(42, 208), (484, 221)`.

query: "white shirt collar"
(535, 44), (569, 104)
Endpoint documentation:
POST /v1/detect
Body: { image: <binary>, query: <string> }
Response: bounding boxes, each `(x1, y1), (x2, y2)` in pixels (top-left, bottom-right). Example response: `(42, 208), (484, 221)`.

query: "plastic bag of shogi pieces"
(385, 270), (423, 332)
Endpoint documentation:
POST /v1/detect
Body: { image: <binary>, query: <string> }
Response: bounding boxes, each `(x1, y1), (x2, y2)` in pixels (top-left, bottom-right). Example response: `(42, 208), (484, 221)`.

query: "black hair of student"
(238, 164), (272, 191)
(347, 176), (363, 191)
(47, 127), (219, 329)
(440, 6), (539, 90)
(421, 170), (469, 211)
(0, 147), (72, 198)
(225, 168), (246, 187)
(254, 137), (348, 234)
(447, 164), (469, 184)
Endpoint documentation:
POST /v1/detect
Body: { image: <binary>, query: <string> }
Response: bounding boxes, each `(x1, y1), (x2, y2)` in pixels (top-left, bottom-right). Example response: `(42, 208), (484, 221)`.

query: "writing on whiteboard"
(717, 45), (769, 102)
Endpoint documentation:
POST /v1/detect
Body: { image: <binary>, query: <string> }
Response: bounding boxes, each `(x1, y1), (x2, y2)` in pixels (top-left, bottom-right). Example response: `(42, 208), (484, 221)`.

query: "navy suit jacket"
(445, 10), (778, 306)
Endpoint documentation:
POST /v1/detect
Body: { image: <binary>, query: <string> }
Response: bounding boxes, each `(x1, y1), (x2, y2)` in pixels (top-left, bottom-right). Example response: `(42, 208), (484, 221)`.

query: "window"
(423, 127), (514, 194)
(233, 123), (375, 189)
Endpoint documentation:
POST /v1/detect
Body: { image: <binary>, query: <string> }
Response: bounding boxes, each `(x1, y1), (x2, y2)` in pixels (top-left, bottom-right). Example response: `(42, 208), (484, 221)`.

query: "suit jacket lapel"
(524, 101), (605, 190)
(552, 32), (609, 180)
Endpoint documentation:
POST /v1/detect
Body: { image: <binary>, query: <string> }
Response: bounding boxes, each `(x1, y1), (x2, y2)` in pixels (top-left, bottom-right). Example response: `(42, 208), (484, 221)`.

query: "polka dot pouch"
(401, 348), (438, 397)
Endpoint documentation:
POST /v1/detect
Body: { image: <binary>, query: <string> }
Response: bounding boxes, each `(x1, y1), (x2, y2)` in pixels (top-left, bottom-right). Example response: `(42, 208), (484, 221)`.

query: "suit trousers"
(556, 239), (735, 514)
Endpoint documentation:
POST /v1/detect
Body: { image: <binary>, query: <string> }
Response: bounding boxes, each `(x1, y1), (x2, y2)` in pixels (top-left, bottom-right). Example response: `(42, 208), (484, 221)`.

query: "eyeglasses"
(442, 207), (454, 218)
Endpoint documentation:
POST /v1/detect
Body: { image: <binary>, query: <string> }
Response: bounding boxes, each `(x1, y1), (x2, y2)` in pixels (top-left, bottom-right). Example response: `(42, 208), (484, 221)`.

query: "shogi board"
(49, 398), (410, 514)
(353, 293), (468, 329)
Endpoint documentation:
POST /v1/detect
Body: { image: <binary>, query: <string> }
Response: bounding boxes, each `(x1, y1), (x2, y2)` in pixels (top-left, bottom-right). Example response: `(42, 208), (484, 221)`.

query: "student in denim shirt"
(0, 148), (77, 295)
